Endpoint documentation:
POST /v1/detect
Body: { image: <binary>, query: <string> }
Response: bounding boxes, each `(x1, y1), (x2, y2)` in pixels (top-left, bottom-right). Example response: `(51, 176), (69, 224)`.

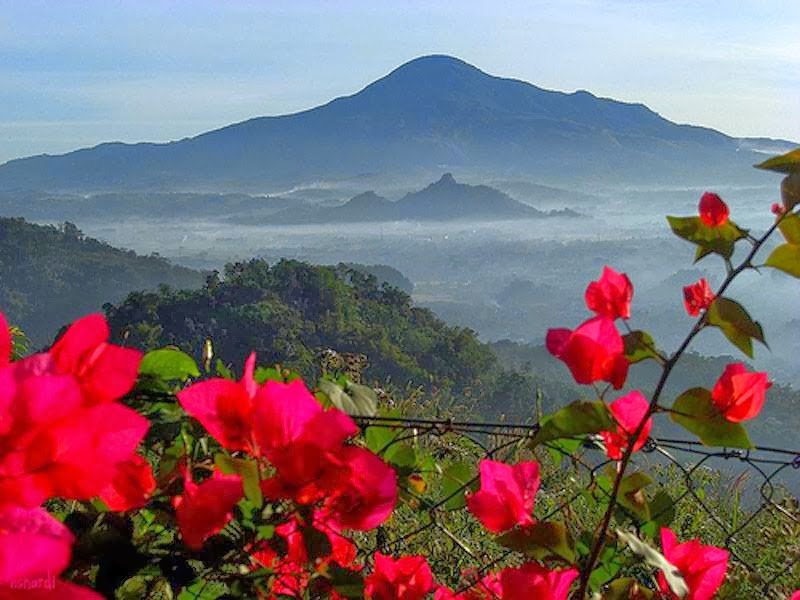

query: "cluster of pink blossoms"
(0, 312), (150, 598)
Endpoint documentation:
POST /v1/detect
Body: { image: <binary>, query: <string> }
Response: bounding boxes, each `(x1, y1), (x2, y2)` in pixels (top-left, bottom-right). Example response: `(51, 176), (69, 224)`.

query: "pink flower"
(601, 391), (652, 460)
(48, 314), (142, 405)
(771, 202), (786, 217)
(466, 459), (540, 533)
(0, 313), (10, 368)
(683, 278), (715, 317)
(498, 563), (578, 600)
(254, 379), (360, 505)
(365, 553), (435, 600)
(325, 447), (398, 531)
(177, 352), (260, 453)
(99, 454), (155, 512)
(711, 363), (771, 422)
(585, 266), (634, 320)
(698, 192), (729, 227)
(172, 468), (243, 550)
(0, 506), (102, 599)
(658, 528), (728, 600)
(546, 316), (629, 389)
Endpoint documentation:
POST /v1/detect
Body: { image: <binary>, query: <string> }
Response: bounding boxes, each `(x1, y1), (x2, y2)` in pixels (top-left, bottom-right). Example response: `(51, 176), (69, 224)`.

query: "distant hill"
(0, 55), (784, 193)
(263, 173), (569, 224)
(0, 218), (204, 346)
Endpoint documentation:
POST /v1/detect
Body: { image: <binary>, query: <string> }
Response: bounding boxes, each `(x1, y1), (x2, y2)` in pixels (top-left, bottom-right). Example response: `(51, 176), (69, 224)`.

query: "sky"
(0, 0), (798, 164)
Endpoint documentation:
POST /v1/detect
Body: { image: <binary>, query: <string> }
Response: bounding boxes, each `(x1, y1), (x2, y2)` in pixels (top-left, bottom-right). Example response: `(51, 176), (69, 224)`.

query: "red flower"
(99, 454), (156, 512)
(600, 391), (652, 460)
(252, 510), (357, 598)
(172, 467), (243, 550)
(0, 375), (149, 508)
(48, 314), (142, 405)
(546, 316), (628, 389)
(711, 363), (771, 422)
(791, 591), (800, 600)
(365, 553), (434, 600)
(325, 447), (398, 531)
(698, 192), (729, 227)
(658, 528), (728, 600)
(178, 352), (261, 453)
(0, 506), (102, 599)
(498, 563), (578, 600)
(466, 459), (539, 533)
(771, 202), (786, 217)
(255, 379), (359, 505)
(0, 313), (10, 368)
(585, 266), (633, 320)
(683, 278), (715, 317)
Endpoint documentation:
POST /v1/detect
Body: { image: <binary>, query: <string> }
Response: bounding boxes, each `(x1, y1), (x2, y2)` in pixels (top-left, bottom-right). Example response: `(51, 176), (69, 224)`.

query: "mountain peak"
(435, 173), (457, 186)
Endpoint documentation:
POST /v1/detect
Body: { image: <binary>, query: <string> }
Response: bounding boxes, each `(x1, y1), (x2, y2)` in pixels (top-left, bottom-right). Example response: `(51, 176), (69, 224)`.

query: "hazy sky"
(0, 0), (798, 164)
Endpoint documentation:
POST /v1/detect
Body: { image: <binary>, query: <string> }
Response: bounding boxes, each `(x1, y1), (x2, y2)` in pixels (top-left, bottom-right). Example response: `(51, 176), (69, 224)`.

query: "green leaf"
(617, 530), (688, 599)
(439, 461), (475, 510)
(497, 521), (575, 562)
(622, 330), (662, 364)
(318, 379), (377, 416)
(139, 348), (200, 381)
(666, 216), (745, 259)
(670, 388), (752, 448)
(604, 577), (654, 599)
(214, 454), (262, 508)
(754, 147), (800, 174)
(617, 472), (653, 522)
(532, 401), (613, 446)
(177, 581), (227, 600)
(706, 297), (766, 358)
(765, 243), (800, 278)
(778, 213), (800, 244)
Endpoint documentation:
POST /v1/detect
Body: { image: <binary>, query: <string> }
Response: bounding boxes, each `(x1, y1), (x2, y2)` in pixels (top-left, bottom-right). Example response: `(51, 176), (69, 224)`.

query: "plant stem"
(575, 213), (786, 599)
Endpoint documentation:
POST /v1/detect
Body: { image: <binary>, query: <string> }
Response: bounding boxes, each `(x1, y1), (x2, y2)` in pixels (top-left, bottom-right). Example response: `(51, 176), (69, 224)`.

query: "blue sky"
(0, 0), (798, 163)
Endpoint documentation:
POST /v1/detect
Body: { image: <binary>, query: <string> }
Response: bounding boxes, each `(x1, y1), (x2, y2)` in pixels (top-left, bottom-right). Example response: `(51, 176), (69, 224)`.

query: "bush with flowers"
(0, 151), (798, 598)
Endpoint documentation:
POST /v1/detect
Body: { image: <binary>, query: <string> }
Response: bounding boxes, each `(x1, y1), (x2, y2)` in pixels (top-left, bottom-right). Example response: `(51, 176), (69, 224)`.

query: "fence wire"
(353, 415), (800, 598)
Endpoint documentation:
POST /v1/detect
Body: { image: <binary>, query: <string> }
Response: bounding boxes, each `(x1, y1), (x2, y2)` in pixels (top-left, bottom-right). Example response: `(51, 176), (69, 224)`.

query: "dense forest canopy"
(0, 217), (204, 346)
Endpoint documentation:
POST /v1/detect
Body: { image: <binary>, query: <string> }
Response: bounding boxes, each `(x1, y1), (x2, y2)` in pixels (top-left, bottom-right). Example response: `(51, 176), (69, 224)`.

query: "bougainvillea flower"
(99, 454), (156, 512)
(698, 192), (729, 227)
(683, 278), (715, 317)
(252, 509), (357, 598)
(48, 313), (142, 405)
(791, 591), (800, 600)
(0, 399), (149, 508)
(658, 528), (728, 600)
(255, 379), (359, 504)
(601, 391), (652, 460)
(771, 202), (786, 217)
(172, 467), (243, 550)
(711, 363), (771, 422)
(325, 446), (398, 531)
(0, 312), (10, 367)
(365, 553), (435, 600)
(177, 352), (259, 452)
(546, 316), (629, 389)
(499, 563), (578, 600)
(585, 266), (634, 320)
(0, 507), (102, 599)
(466, 459), (540, 533)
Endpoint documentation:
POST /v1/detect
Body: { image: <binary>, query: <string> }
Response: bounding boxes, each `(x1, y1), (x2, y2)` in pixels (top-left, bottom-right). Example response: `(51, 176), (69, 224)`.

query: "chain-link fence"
(354, 415), (800, 598)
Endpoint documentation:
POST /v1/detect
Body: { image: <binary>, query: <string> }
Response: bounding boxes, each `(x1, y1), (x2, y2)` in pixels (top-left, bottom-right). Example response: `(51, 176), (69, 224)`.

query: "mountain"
(0, 217), (205, 346)
(0, 55), (782, 193)
(263, 173), (565, 224)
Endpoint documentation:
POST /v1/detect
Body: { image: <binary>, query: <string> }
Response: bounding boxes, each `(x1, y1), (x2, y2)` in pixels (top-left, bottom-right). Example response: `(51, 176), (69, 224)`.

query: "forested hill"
(0, 217), (205, 346)
(106, 258), (568, 417)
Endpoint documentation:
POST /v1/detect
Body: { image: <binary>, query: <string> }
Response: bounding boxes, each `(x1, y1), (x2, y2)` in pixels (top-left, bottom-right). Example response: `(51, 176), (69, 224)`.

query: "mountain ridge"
(0, 55), (787, 192)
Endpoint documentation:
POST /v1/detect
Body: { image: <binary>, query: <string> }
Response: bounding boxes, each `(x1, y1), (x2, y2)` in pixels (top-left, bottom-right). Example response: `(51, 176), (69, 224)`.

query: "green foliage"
(754, 147), (800, 174)
(0, 217), (203, 346)
(666, 215), (746, 260)
(670, 388), (752, 448)
(531, 400), (612, 446)
(705, 297), (766, 358)
(622, 330), (662, 364)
